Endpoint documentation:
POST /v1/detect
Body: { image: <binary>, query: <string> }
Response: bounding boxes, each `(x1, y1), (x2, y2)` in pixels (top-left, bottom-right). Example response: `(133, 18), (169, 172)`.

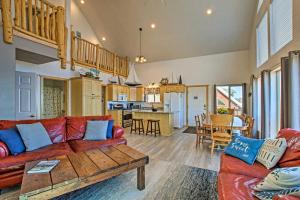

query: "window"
(256, 13), (269, 67)
(257, 0), (264, 12)
(215, 84), (245, 115)
(146, 94), (160, 103)
(270, 0), (293, 55)
(270, 69), (281, 137)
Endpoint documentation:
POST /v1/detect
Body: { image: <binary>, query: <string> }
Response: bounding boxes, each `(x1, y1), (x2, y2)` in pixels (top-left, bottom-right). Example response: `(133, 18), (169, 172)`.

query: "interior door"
(15, 71), (37, 120)
(187, 86), (208, 126)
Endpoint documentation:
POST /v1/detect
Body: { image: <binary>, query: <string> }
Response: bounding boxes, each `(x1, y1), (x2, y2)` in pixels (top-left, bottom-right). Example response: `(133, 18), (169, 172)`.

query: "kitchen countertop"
(132, 110), (174, 114)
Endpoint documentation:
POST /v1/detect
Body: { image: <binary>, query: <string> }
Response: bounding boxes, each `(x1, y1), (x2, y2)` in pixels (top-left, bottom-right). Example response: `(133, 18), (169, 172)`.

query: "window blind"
(270, 0), (293, 55)
(256, 13), (269, 67)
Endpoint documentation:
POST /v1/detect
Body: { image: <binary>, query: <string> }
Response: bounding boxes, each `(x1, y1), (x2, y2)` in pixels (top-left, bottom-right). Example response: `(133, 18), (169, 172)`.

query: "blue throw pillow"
(107, 120), (114, 139)
(0, 128), (25, 155)
(225, 136), (264, 165)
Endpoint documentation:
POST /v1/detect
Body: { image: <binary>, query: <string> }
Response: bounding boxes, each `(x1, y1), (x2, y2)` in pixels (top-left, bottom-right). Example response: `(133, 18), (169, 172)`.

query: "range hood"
(125, 63), (142, 86)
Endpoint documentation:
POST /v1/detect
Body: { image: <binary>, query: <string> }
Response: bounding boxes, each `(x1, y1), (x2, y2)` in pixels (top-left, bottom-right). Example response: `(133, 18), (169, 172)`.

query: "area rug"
(183, 126), (196, 134)
(53, 164), (218, 200)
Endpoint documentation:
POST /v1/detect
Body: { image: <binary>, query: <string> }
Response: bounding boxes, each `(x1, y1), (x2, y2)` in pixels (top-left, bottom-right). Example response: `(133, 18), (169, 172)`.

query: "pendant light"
(135, 28), (147, 63)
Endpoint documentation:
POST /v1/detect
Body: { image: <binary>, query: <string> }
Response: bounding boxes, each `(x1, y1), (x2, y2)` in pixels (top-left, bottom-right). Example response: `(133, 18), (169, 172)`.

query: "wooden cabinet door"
(83, 79), (93, 96)
(130, 88), (136, 101)
(83, 95), (93, 116)
(92, 97), (102, 116)
(92, 81), (102, 97)
(136, 87), (144, 101)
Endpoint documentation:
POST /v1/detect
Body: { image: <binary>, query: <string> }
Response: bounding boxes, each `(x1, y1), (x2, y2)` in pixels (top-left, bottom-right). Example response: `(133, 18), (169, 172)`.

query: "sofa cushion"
(66, 116), (112, 141)
(0, 117), (67, 144)
(0, 141), (9, 158)
(254, 167), (300, 191)
(256, 138), (287, 169)
(218, 172), (261, 200)
(107, 120), (114, 139)
(253, 187), (300, 200)
(220, 154), (271, 179)
(68, 138), (127, 153)
(0, 128), (25, 155)
(17, 123), (53, 151)
(84, 120), (108, 141)
(0, 143), (72, 168)
(277, 129), (300, 167)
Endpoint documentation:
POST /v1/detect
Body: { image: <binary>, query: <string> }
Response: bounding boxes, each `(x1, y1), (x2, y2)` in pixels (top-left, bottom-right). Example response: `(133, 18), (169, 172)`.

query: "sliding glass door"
(215, 84), (245, 115)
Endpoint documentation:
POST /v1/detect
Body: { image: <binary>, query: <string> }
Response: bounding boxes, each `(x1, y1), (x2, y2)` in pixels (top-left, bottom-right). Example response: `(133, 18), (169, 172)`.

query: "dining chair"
(195, 114), (210, 147)
(210, 114), (234, 155)
(244, 116), (255, 138)
(227, 108), (235, 115)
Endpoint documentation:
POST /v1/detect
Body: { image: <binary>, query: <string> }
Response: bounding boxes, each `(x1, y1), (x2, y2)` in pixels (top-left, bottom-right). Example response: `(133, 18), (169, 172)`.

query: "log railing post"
(1, 0), (13, 43)
(21, 0), (26, 29)
(14, 0), (21, 27)
(96, 44), (100, 69)
(71, 31), (75, 70)
(40, 0), (45, 37)
(56, 6), (65, 67)
(28, 0), (33, 32)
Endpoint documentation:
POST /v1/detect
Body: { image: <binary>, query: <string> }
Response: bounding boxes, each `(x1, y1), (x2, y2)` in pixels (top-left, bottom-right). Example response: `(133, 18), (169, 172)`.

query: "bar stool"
(130, 119), (144, 135)
(146, 120), (161, 137)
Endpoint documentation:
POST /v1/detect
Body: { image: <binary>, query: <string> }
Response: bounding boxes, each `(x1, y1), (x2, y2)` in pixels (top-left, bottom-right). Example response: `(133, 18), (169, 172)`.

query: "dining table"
(202, 116), (248, 131)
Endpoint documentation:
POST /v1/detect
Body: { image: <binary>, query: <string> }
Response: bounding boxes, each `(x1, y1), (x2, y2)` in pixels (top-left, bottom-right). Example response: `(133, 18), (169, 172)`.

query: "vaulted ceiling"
(74, 0), (257, 62)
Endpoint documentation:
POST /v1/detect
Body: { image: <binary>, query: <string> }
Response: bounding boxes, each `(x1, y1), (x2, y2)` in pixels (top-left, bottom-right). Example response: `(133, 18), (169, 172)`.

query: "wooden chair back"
(195, 115), (201, 131)
(245, 116), (255, 137)
(227, 108), (235, 115)
(210, 114), (233, 133)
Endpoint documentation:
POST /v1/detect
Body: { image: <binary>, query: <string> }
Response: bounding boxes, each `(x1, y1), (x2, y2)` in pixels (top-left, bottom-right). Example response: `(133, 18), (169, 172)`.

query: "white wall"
(136, 50), (250, 113)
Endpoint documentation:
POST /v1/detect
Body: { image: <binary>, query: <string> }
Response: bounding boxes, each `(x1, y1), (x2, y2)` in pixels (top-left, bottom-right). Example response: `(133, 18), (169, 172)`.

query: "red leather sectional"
(0, 116), (126, 189)
(218, 129), (300, 200)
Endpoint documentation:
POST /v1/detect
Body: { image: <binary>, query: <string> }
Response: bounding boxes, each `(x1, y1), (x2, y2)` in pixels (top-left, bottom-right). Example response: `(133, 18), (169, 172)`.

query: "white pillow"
(256, 138), (287, 169)
(254, 167), (300, 191)
(84, 120), (108, 141)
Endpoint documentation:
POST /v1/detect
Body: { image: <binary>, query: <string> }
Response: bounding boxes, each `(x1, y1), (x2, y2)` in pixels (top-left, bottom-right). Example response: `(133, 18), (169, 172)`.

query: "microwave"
(118, 94), (128, 101)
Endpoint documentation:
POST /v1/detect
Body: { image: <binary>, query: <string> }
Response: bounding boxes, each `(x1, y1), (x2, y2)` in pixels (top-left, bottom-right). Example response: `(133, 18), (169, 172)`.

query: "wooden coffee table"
(19, 144), (149, 200)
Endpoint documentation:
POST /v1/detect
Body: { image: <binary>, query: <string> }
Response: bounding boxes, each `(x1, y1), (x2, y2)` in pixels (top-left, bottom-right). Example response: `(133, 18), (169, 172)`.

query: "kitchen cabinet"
(160, 84), (185, 103)
(129, 86), (144, 101)
(107, 110), (122, 127)
(71, 77), (103, 116)
(107, 84), (130, 101)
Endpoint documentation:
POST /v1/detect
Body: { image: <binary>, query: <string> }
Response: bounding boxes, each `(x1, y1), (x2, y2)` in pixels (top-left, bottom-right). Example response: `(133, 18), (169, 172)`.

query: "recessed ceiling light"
(101, 37), (106, 41)
(150, 24), (156, 29)
(206, 9), (212, 15)
(80, 0), (85, 4)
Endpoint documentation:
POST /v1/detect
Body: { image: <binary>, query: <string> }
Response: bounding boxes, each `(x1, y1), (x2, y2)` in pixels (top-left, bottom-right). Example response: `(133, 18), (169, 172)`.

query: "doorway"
(15, 71), (38, 120)
(41, 77), (68, 119)
(186, 85), (209, 126)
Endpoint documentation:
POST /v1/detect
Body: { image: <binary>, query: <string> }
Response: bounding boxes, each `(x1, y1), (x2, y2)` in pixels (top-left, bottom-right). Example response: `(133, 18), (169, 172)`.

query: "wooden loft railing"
(0, 0), (66, 67)
(71, 31), (129, 77)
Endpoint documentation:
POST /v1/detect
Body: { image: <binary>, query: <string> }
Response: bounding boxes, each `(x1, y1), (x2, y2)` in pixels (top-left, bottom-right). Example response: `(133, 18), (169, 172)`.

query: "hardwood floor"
(125, 128), (221, 171)
(0, 128), (221, 200)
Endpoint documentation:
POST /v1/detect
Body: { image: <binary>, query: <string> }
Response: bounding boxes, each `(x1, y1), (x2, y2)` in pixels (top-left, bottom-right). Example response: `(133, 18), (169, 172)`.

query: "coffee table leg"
(137, 166), (145, 190)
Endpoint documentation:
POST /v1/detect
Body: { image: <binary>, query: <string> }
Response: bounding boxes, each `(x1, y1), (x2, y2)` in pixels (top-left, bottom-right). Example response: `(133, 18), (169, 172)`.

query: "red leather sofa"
(218, 129), (300, 200)
(0, 116), (126, 189)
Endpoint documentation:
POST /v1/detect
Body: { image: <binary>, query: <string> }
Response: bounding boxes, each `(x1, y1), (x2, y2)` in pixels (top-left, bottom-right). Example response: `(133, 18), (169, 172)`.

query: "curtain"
(261, 70), (271, 138)
(281, 51), (300, 130)
(213, 84), (216, 113)
(251, 75), (259, 138)
(242, 83), (247, 114)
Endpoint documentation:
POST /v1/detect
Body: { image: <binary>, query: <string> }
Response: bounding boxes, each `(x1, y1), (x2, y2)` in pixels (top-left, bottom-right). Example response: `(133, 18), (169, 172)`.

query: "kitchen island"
(132, 110), (174, 136)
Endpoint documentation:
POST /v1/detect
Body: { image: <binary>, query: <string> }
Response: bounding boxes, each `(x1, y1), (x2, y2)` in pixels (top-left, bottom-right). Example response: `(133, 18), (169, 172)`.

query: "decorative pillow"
(254, 167), (300, 191)
(106, 120), (114, 139)
(224, 136), (264, 165)
(84, 120), (108, 141)
(0, 128), (25, 155)
(256, 138), (287, 169)
(253, 187), (300, 200)
(277, 129), (300, 167)
(16, 123), (53, 151)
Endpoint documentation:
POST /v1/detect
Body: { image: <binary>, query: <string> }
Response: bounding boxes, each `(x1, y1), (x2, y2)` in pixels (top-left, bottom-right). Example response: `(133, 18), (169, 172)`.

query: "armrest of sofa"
(0, 142), (9, 158)
(112, 126), (125, 139)
(273, 195), (300, 200)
